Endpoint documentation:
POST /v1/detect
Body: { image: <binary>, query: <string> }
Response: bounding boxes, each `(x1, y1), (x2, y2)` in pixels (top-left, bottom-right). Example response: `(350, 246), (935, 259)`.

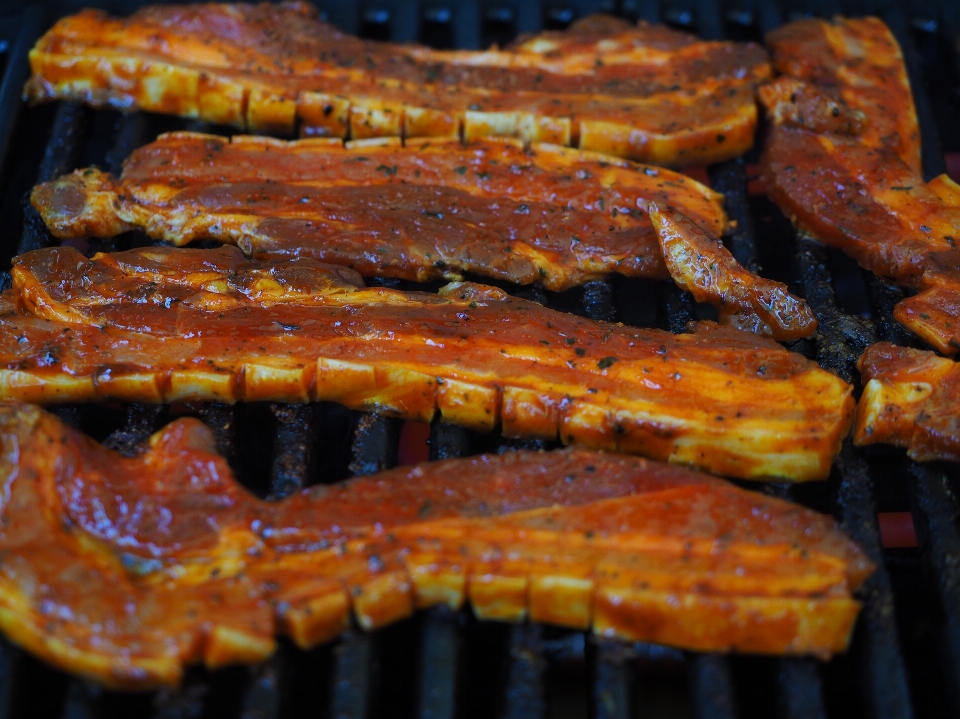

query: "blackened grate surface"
(0, 1), (959, 718)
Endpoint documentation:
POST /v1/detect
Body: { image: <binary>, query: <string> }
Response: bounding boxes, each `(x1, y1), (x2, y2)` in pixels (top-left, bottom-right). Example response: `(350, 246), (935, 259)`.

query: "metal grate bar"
(18, 102), (91, 256)
(329, 415), (404, 719)
(417, 607), (460, 719)
(591, 640), (634, 719)
(59, 680), (103, 719)
(103, 113), (149, 177)
(884, 9), (946, 181)
(763, 469), (831, 717)
(660, 284), (695, 334)
(794, 235), (875, 384)
(777, 659), (827, 719)
(239, 658), (283, 719)
(687, 654), (737, 719)
(269, 404), (316, 499)
(794, 161), (912, 714)
(102, 404), (163, 456)
(906, 463), (960, 715)
(690, 7), (791, 715)
(415, 420), (470, 719)
(428, 420), (474, 460)
(500, 623), (546, 719)
(349, 414), (401, 477)
(709, 158), (758, 271)
(332, 632), (375, 719)
(0, 641), (22, 719)
(198, 404), (239, 463)
(3, 3), (960, 718)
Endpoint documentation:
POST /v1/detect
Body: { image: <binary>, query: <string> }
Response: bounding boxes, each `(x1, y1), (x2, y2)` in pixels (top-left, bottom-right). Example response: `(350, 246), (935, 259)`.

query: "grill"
(0, 1), (958, 717)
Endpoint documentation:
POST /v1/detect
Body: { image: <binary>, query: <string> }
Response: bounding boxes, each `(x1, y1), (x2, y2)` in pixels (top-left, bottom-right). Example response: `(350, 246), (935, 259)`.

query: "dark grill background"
(0, 1), (959, 717)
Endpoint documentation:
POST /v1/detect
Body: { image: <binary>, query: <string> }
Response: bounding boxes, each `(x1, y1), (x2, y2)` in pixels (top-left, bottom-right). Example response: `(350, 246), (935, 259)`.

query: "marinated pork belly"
(760, 18), (960, 354)
(0, 401), (871, 688)
(25, 3), (770, 165)
(32, 134), (721, 292)
(855, 342), (960, 462)
(648, 203), (817, 340)
(0, 245), (853, 481)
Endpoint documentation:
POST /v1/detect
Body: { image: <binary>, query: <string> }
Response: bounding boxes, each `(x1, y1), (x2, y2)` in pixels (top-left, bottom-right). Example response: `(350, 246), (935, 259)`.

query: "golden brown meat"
(855, 342), (960, 461)
(759, 18), (960, 354)
(761, 17), (920, 172)
(25, 3), (770, 166)
(648, 203), (816, 340)
(31, 133), (730, 292)
(0, 401), (872, 688)
(0, 245), (853, 481)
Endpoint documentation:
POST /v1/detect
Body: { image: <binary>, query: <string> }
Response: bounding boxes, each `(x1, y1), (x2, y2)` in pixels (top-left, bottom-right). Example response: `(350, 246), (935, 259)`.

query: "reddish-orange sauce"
(25, 4), (769, 165)
(760, 18), (960, 354)
(0, 245), (854, 482)
(0, 402), (871, 688)
(33, 134), (730, 291)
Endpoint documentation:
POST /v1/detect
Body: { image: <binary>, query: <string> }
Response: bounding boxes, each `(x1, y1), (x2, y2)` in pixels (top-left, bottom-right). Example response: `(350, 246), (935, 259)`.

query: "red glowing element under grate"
(399, 420), (431, 465)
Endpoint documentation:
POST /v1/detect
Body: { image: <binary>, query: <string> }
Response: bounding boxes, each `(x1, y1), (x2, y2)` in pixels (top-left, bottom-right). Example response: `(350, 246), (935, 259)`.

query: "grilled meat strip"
(759, 18), (960, 354)
(33, 133), (725, 293)
(0, 245), (853, 481)
(648, 203), (816, 340)
(0, 401), (872, 688)
(25, 3), (770, 166)
(762, 17), (920, 172)
(855, 342), (960, 462)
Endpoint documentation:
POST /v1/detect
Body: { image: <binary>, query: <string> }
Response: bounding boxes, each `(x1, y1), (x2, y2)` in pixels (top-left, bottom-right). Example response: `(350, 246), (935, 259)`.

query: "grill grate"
(0, 1), (959, 717)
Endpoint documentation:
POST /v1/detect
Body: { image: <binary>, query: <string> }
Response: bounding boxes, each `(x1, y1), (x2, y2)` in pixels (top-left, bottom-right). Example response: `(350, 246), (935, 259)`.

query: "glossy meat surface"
(760, 18), (960, 354)
(763, 17), (920, 172)
(31, 134), (730, 291)
(25, 3), (770, 165)
(648, 203), (816, 340)
(0, 401), (871, 688)
(855, 342), (960, 461)
(0, 246), (854, 481)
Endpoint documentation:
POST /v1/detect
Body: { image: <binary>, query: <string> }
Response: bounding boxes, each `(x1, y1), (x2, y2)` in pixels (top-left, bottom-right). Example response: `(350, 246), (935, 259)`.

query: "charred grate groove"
(500, 623), (546, 719)
(269, 404), (316, 499)
(794, 234), (875, 385)
(102, 404), (163, 457)
(777, 659), (827, 719)
(906, 463), (960, 715)
(834, 445), (914, 719)
(687, 654), (737, 719)
(590, 640), (635, 719)
(417, 608), (460, 719)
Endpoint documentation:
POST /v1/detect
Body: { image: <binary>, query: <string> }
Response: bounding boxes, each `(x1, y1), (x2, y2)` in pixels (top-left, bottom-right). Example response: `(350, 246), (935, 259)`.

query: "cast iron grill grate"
(0, 1), (958, 718)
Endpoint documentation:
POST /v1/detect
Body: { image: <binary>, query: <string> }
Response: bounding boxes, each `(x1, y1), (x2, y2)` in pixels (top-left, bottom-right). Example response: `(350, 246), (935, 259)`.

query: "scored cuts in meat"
(0, 245), (853, 481)
(24, 3), (770, 165)
(0, 401), (872, 688)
